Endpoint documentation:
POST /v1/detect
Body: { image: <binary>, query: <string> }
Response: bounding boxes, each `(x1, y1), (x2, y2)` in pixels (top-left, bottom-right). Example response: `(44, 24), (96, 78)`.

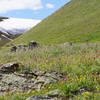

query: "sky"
(0, 0), (70, 20)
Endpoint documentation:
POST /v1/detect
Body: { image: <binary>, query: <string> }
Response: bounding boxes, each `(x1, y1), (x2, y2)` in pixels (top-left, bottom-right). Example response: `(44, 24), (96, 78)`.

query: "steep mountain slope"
(12, 0), (100, 45)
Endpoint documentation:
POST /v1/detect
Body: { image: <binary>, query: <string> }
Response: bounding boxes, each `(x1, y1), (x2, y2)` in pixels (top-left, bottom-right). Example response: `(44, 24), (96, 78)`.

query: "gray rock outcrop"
(0, 62), (65, 96)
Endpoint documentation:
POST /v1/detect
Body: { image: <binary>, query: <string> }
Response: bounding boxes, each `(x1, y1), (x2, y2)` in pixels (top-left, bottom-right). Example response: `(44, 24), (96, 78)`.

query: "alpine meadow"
(0, 0), (100, 100)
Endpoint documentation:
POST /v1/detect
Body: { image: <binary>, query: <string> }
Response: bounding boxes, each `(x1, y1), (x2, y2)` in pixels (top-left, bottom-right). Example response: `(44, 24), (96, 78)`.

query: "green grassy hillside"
(12, 0), (100, 45)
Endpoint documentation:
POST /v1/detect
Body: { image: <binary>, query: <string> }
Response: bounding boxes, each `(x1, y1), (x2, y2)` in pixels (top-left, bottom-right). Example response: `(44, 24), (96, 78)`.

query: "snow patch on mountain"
(0, 18), (41, 34)
(1, 34), (12, 41)
(0, 27), (10, 35)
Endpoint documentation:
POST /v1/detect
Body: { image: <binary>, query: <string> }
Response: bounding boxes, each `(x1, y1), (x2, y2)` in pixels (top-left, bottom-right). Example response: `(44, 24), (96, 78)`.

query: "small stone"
(26, 96), (58, 100)
(79, 88), (90, 93)
(47, 89), (62, 97)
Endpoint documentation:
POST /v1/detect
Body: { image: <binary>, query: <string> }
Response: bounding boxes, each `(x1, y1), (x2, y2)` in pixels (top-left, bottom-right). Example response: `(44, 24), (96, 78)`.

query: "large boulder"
(10, 46), (17, 52)
(0, 62), (21, 73)
(28, 41), (38, 50)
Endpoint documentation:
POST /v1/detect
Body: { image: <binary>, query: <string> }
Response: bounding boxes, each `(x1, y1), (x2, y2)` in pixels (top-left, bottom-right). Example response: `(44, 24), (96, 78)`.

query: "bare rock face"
(0, 62), (21, 73)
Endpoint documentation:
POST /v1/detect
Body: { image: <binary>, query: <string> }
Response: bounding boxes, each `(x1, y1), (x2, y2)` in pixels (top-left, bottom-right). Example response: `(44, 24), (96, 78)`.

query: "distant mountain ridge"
(0, 17), (8, 22)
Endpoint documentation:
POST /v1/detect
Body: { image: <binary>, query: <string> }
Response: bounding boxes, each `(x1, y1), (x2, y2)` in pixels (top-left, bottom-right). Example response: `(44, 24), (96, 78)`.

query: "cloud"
(0, 0), (43, 13)
(46, 3), (55, 9)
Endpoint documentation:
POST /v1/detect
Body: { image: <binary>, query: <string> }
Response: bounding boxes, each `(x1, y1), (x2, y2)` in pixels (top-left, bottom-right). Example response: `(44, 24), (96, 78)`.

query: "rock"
(28, 41), (38, 50)
(0, 62), (21, 73)
(33, 70), (46, 76)
(79, 88), (91, 93)
(10, 46), (17, 52)
(34, 76), (57, 85)
(47, 89), (62, 97)
(1, 74), (26, 86)
(10, 41), (39, 52)
(60, 42), (73, 47)
(33, 76), (57, 90)
(21, 69), (37, 79)
(0, 63), (65, 96)
(45, 72), (64, 80)
(0, 73), (27, 95)
(0, 74), (3, 80)
(17, 45), (28, 51)
(32, 83), (43, 91)
(26, 96), (59, 100)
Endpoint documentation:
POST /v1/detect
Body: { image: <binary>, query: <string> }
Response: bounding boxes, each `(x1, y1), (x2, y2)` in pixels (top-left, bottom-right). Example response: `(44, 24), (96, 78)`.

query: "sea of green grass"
(0, 43), (100, 100)
(11, 0), (100, 45)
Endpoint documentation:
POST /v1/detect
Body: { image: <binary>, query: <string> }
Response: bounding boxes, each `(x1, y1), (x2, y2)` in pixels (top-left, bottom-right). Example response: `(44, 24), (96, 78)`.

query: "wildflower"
(96, 86), (100, 91)
(82, 91), (91, 97)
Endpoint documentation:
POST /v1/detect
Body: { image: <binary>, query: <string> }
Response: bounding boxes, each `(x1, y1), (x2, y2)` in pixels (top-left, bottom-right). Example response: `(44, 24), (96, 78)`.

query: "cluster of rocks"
(10, 41), (39, 52)
(0, 62), (65, 99)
